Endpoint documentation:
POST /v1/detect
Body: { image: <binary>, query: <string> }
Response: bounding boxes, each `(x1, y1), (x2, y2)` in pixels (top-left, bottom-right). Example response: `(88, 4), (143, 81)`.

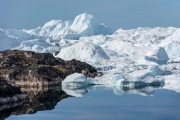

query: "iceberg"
(1, 13), (180, 94)
(23, 13), (113, 40)
(62, 73), (90, 87)
(145, 46), (169, 64)
(56, 41), (109, 64)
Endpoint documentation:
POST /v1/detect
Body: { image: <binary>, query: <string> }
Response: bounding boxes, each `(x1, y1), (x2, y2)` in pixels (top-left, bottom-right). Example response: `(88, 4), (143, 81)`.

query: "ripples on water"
(2, 83), (180, 120)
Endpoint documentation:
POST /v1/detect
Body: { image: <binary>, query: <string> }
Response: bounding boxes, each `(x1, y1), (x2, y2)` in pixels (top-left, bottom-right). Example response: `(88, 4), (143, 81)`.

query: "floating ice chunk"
(163, 75), (180, 93)
(62, 73), (86, 83)
(62, 73), (90, 87)
(128, 64), (163, 82)
(168, 58), (180, 63)
(162, 41), (180, 58)
(112, 74), (123, 81)
(149, 65), (162, 76)
(137, 57), (158, 66)
(137, 46), (169, 66)
(145, 46), (169, 63)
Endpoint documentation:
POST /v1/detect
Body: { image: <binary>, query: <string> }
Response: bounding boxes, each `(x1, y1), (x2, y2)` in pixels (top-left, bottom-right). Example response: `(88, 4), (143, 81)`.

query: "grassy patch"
(53, 65), (69, 74)
(0, 69), (13, 74)
(17, 53), (25, 58)
(24, 58), (37, 64)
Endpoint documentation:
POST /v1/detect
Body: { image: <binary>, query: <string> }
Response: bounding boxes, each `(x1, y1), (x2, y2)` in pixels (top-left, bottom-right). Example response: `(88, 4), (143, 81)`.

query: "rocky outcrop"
(65, 59), (102, 78)
(0, 50), (100, 87)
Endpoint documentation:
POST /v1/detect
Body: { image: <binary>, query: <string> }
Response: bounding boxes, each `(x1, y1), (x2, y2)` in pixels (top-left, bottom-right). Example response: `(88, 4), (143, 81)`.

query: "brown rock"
(0, 50), (100, 86)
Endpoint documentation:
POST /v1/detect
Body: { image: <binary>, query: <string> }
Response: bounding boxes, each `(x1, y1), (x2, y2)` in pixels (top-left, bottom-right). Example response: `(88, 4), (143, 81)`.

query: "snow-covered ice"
(56, 41), (110, 64)
(1, 13), (180, 95)
(62, 73), (91, 87)
(23, 13), (113, 40)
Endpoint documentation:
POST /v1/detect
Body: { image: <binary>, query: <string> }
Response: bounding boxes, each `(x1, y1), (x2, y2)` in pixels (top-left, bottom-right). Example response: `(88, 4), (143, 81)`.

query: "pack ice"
(1, 13), (180, 95)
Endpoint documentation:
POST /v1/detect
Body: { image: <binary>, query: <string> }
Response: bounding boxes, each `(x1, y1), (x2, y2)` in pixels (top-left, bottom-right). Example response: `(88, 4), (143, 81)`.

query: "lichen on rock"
(0, 50), (100, 87)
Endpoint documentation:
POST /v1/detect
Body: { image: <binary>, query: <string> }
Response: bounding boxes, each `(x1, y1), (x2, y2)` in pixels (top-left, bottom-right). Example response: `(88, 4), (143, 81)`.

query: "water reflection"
(62, 86), (89, 97)
(0, 85), (70, 120)
(120, 81), (163, 96)
(1, 82), (164, 120)
(15, 86), (71, 114)
(0, 102), (24, 120)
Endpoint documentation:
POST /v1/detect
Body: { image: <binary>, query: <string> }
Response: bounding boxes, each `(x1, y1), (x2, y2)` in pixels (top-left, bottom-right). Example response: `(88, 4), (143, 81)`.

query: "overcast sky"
(0, 0), (180, 31)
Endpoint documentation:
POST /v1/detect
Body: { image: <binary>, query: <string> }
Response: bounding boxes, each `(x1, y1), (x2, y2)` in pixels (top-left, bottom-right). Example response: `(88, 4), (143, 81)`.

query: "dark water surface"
(2, 86), (180, 120)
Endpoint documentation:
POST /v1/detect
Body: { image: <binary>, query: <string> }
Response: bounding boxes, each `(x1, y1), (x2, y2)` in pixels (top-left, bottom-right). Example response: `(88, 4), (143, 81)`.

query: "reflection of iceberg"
(62, 86), (88, 97)
(121, 81), (164, 88)
(62, 71), (165, 97)
(121, 86), (159, 96)
(62, 73), (99, 97)
(111, 81), (164, 96)
(61, 80), (164, 97)
(112, 86), (123, 96)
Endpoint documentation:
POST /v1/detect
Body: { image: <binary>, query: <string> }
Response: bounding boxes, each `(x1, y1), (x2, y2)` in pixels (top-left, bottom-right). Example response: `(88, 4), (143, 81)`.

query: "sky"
(0, 0), (180, 31)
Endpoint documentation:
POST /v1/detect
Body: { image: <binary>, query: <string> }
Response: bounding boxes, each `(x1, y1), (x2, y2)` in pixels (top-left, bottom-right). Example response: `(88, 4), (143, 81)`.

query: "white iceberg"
(56, 41), (109, 64)
(62, 73), (90, 87)
(23, 13), (113, 40)
(145, 46), (169, 63)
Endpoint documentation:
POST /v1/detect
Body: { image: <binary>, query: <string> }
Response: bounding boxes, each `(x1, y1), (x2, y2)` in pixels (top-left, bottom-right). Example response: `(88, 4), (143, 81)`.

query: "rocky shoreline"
(0, 50), (102, 104)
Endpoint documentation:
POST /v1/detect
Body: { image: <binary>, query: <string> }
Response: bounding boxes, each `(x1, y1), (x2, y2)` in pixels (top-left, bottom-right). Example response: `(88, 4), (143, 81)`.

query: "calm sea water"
(3, 86), (180, 120)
